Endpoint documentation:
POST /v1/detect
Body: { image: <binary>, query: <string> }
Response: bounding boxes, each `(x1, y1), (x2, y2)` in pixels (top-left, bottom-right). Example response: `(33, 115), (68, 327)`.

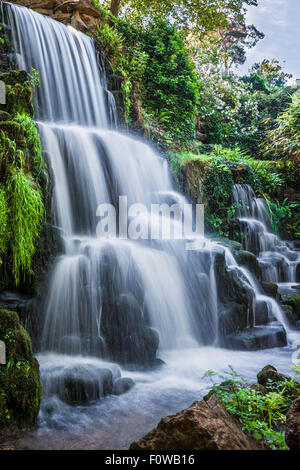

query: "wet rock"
(257, 365), (289, 388)
(129, 393), (269, 450)
(112, 377), (135, 395)
(223, 325), (287, 351)
(0, 309), (42, 429)
(102, 285), (159, 368)
(219, 302), (248, 339)
(59, 367), (114, 406)
(280, 294), (300, 326)
(296, 263), (300, 282)
(285, 397), (300, 450)
(255, 299), (272, 325)
(236, 250), (262, 280)
(262, 282), (279, 300)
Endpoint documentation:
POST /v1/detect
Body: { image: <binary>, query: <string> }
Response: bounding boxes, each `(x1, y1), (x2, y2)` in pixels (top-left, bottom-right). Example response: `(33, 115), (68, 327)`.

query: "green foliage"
(0, 185), (9, 264)
(206, 367), (298, 449)
(96, 18), (199, 143)
(265, 197), (300, 239)
(171, 145), (283, 236)
(0, 129), (24, 168)
(250, 59), (292, 89)
(14, 112), (48, 183)
(264, 94), (300, 161)
(5, 167), (44, 285)
(136, 20), (199, 143)
(28, 67), (40, 90)
(0, 309), (42, 429)
(197, 70), (293, 157)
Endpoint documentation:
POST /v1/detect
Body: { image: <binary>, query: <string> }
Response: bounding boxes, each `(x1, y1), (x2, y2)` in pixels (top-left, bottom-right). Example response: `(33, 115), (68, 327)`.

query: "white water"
(233, 184), (300, 285)
(3, 3), (300, 445)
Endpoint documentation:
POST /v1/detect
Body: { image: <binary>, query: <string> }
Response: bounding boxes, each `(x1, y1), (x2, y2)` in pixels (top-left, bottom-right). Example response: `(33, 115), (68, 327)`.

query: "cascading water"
(233, 184), (300, 293)
(4, 3), (219, 360)
(2, 3), (296, 448)
(2, 3), (298, 440)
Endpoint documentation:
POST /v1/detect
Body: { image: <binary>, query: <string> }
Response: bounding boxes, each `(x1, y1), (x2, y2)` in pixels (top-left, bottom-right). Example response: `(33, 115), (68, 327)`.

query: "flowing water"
(233, 184), (300, 298)
(1, 3), (300, 449)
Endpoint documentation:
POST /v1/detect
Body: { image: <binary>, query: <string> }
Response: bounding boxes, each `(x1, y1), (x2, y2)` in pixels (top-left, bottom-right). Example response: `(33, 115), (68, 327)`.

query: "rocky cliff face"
(3, 0), (103, 33)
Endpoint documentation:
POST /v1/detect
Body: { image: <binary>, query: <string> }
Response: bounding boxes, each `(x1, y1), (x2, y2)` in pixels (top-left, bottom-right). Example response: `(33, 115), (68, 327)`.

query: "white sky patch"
(237, 0), (300, 84)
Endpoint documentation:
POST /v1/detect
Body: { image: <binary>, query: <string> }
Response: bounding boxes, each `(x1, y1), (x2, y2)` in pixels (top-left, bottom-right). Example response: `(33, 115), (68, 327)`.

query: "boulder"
(223, 325), (287, 351)
(129, 393), (269, 450)
(112, 377), (135, 395)
(257, 365), (289, 388)
(45, 365), (116, 406)
(0, 309), (42, 430)
(285, 397), (300, 450)
(262, 282), (279, 300)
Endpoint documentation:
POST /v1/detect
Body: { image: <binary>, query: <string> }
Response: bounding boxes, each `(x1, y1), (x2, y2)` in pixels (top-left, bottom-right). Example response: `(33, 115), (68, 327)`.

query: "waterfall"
(4, 3), (217, 359)
(233, 184), (300, 286)
(2, 3), (292, 376)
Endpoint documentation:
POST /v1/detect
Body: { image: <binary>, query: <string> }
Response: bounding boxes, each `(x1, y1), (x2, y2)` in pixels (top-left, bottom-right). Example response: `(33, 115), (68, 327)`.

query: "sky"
(238, 0), (300, 84)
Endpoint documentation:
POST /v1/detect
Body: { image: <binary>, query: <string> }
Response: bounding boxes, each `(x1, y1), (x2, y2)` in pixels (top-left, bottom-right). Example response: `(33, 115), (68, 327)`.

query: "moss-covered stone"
(257, 365), (300, 397)
(280, 294), (300, 326)
(0, 111), (11, 122)
(236, 250), (262, 280)
(262, 282), (279, 300)
(0, 309), (42, 430)
(0, 71), (33, 116)
(0, 121), (27, 151)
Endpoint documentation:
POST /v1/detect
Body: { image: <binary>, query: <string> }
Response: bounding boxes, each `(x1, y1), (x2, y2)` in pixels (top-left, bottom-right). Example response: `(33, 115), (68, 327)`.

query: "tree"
(250, 59), (293, 88)
(110, 0), (121, 17)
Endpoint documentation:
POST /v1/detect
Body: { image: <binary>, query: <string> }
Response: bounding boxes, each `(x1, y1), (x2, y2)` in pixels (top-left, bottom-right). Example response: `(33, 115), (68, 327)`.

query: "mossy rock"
(0, 309), (42, 430)
(236, 250), (262, 280)
(0, 71), (33, 116)
(281, 303), (299, 327)
(0, 121), (27, 152)
(280, 294), (300, 326)
(0, 111), (11, 122)
(262, 282), (279, 300)
(0, 71), (29, 87)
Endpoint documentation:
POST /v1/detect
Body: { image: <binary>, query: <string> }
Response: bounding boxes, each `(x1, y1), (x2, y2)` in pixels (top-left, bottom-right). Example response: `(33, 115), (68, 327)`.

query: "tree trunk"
(110, 0), (121, 17)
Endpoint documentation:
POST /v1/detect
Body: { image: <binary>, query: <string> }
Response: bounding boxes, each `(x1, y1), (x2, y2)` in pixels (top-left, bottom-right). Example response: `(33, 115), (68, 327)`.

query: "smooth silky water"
(1, 3), (300, 450)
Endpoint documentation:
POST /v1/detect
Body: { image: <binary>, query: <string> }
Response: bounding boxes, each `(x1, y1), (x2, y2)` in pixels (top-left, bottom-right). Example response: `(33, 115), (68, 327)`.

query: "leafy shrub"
(0, 185), (9, 264)
(204, 367), (299, 450)
(264, 94), (300, 161)
(14, 112), (48, 184)
(170, 145), (283, 236)
(5, 168), (44, 285)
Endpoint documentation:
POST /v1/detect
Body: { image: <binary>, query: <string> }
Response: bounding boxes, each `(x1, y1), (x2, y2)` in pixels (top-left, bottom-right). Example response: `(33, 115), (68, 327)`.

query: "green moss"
(236, 250), (262, 280)
(0, 309), (42, 429)
(0, 121), (27, 152)
(0, 111), (11, 122)
(0, 71), (33, 117)
(262, 282), (279, 300)
(280, 294), (300, 325)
